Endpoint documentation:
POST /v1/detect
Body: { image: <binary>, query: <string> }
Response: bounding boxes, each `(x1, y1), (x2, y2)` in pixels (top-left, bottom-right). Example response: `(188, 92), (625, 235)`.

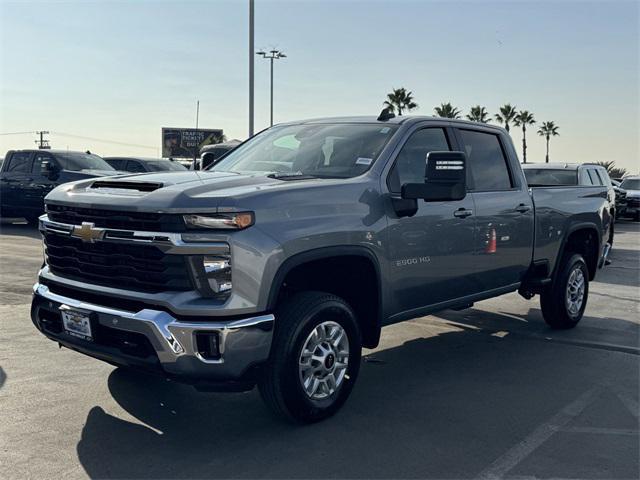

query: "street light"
(257, 49), (286, 126)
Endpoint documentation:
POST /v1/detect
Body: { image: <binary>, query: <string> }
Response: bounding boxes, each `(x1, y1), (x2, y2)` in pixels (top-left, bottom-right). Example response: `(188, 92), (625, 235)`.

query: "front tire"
(258, 291), (362, 423)
(540, 253), (589, 329)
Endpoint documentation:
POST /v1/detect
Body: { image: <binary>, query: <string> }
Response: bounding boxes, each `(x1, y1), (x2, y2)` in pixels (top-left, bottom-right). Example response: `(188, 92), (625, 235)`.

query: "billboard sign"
(162, 128), (224, 158)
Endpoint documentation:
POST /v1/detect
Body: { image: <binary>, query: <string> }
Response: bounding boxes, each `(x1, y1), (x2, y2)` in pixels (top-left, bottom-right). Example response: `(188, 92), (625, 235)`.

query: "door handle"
(453, 208), (473, 218)
(515, 203), (531, 213)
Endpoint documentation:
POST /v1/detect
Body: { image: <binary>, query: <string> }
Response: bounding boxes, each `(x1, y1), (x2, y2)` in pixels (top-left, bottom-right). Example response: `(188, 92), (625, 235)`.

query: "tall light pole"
(257, 49), (286, 126)
(248, 0), (255, 137)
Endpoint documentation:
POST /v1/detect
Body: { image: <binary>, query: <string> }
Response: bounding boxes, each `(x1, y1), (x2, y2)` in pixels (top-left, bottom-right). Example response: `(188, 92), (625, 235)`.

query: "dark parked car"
(0, 149), (118, 223)
(104, 157), (187, 173)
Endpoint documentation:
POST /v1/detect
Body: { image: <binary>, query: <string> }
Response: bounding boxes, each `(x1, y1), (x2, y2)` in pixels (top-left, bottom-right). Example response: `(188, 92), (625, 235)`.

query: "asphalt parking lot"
(0, 219), (638, 479)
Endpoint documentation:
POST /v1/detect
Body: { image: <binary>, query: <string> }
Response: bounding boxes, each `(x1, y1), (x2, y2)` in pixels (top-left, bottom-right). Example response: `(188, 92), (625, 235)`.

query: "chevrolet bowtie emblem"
(71, 222), (105, 243)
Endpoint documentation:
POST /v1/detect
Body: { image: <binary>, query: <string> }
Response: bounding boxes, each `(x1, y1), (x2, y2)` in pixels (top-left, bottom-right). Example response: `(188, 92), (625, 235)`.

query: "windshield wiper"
(267, 172), (319, 180)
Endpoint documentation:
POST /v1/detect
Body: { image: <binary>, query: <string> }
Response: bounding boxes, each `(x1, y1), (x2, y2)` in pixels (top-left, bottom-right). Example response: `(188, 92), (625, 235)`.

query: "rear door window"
(126, 160), (146, 173)
(457, 129), (513, 191)
(5, 152), (32, 173)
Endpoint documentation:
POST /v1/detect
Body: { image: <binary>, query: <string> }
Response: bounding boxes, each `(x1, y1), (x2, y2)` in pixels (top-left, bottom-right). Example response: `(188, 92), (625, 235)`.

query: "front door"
(384, 125), (477, 316)
(0, 151), (34, 215)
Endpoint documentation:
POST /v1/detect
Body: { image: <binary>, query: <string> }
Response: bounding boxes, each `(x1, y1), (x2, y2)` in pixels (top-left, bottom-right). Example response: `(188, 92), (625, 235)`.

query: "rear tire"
(540, 253), (589, 329)
(258, 291), (362, 423)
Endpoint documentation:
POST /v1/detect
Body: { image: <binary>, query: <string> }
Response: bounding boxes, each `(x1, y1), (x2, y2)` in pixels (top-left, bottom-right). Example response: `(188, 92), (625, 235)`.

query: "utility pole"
(248, 0), (255, 137)
(257, 50), (286, 126)
(35, 131), (50, 149)
(193, 100), (200, 170)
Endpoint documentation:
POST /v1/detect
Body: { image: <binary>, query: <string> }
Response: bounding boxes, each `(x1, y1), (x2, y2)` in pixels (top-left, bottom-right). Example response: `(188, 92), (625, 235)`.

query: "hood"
(44, 170), (343, 213)
(624, 189), (640, 198)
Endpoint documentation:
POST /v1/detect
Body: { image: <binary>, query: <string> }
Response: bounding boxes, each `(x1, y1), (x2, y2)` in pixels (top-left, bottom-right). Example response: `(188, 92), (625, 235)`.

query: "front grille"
(44, 233), (193, 293)
(46, 204), (185, 232)
(628, 198), (640, 208)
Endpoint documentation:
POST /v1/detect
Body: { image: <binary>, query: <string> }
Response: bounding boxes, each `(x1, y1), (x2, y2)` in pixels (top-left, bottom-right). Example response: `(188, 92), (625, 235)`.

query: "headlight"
(183, 212), (254, 230)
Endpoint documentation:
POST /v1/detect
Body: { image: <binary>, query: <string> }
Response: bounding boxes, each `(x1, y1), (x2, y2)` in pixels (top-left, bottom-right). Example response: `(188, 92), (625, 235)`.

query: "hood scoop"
(90, 180), (163, 193)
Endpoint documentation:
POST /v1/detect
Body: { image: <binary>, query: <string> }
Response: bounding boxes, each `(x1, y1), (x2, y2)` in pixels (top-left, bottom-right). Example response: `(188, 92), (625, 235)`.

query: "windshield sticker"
(356, 157), (373, 166)
(379, 127), (391, 134)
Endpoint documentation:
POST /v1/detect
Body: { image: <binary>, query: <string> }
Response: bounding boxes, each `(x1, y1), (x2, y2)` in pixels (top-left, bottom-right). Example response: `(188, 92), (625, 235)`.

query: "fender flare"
(265, 245), (384, 343)
(555, 221), (602, 280)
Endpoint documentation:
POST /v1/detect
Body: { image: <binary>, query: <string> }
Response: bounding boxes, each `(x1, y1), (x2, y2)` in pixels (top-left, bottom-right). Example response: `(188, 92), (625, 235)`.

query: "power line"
(51, 131), (156, 150)
(0, 131), (36, 136)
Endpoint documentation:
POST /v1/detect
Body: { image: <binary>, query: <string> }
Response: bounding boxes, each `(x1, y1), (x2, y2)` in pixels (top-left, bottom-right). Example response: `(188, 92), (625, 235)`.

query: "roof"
(103, 157), (169, 162)
(9, 149), (93, 155)
(276, 115), (508, 133)
(521, 162), (583, 170)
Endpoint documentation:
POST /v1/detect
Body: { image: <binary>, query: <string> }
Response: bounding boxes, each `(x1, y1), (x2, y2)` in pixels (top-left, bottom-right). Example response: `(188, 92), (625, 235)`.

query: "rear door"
(454, 127), (534, 292)
(26, 152), (59, 215)
(0, 151), (33, 213)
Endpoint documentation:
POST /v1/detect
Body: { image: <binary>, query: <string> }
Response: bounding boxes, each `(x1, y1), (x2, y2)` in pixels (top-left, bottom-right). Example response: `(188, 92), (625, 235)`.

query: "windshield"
(620, 178), (640, 190)
(56, 152), (114, 171)
(523, 168), (578, 186)
(211, 123), (398, 178)
(147, 160), (187, 171)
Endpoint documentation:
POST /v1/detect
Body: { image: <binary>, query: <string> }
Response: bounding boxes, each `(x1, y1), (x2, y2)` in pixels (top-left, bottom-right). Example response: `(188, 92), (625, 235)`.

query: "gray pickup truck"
(31, 115), (612, 422)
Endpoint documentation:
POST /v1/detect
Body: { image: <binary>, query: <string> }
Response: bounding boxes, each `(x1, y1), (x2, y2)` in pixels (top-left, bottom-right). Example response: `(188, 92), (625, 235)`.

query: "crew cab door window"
(579, 168), (594, 185)
(458, 130), (513, 191)
(387, 128), (450, 192)
(126, 160), (146, 172)
(5, 152), (32, 173)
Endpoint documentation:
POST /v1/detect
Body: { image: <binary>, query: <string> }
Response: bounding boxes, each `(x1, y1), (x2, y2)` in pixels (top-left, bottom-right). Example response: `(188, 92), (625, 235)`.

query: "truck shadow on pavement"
(0, 220), (41, 239)
(76, 315), (639, 479)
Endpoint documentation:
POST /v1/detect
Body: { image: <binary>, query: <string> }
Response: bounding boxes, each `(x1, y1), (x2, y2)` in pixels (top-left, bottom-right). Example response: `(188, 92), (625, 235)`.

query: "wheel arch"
(266, 246), (383, 348)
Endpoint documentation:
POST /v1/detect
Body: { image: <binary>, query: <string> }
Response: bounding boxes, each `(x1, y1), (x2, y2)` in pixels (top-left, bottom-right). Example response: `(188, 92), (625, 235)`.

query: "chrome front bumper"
(31, 283), (274, 386)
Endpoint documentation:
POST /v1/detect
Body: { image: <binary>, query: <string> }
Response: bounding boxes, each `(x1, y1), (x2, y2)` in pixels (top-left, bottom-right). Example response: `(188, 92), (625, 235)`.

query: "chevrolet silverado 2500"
(31, 115), (612, 422)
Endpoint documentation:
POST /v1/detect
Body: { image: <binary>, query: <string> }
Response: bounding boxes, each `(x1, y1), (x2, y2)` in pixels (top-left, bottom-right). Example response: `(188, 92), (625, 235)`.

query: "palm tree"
(494, 103), (518, 132)
(595, 161), (627, 180)
(466, 105), (490, 123)
(537, 121), (560, 163)
(383, 88), (418, 116)
(513, 110), (536, 163)
(434, 102), (461, 119)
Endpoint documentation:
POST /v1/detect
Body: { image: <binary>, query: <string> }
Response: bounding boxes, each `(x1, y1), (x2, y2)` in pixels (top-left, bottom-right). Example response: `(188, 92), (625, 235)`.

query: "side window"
(32, 153), (55, 175)
(126, 160), (146, 173)
(579, 168), (593, 185)
(594, 168), (607, 186)
(6, 152), (32, 173)
(107, 159), (124, 170)
(388, 128), (450, 192)
(458, 130), (513, 191)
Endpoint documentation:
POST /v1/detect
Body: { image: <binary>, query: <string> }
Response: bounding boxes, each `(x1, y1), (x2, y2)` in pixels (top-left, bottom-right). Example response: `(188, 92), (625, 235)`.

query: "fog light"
(203, 256), (232, 294)
(195, 332), (221, 360)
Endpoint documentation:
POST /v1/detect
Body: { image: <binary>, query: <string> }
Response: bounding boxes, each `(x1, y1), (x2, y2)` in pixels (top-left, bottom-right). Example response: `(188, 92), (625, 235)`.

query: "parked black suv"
(0, 149), (117, 223)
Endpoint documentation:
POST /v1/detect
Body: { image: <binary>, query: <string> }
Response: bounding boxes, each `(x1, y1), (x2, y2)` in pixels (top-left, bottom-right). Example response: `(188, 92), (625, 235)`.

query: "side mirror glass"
(401, 151), (467, 202)
(40, 160), (54, 177)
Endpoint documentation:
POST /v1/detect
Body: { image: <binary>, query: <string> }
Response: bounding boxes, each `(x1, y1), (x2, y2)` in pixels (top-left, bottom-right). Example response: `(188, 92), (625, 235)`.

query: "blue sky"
(1, 0), (638, 171)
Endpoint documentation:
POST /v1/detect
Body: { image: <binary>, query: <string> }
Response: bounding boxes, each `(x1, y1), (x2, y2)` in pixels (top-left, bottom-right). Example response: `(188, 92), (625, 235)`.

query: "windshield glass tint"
(212, 124), (398, 178)
(621, 178), (640, 190)
(56, 152), (114, 171)
(523, 168), (578, 186)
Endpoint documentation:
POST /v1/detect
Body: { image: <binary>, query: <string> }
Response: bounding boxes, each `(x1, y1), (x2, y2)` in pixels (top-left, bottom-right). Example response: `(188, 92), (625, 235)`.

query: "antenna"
(377, 108), (395, 122)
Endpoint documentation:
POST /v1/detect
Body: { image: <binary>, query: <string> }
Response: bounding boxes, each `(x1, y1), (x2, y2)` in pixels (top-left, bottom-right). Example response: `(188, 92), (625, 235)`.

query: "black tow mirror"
(41, 160), (54, 177)
(401, 151), (467, 202)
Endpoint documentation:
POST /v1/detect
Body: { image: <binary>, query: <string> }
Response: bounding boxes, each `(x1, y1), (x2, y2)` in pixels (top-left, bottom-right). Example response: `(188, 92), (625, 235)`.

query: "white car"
(620, 176), (640, 220)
